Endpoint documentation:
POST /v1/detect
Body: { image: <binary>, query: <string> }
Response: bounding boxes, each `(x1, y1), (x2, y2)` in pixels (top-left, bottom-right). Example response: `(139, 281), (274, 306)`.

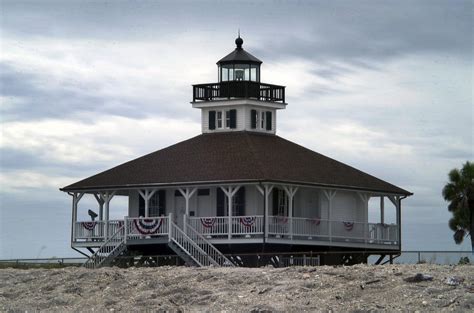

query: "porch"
(72, 214), (399, 249)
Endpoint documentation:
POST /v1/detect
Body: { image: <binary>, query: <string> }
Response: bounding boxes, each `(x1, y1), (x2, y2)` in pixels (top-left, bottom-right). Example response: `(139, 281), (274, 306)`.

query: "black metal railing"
(192, 81), (286, 103)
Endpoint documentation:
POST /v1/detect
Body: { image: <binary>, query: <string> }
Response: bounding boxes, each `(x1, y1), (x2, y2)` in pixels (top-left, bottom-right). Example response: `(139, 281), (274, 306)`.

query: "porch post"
(70, 192), (84, 245)
(257, 184), (274, 240)
(283, 186), (298, 239)
(93, 193), (104, 221)
(388, 195), (401, 244)
(323, 190), (336, 242)
(220, 185), (240, 240)
(138, 189), (157, 218)
(100, 191), (116, 240)
(358, 193), (369, 243)
(380, 196), (385, 224)
(178, 187), (197, 232)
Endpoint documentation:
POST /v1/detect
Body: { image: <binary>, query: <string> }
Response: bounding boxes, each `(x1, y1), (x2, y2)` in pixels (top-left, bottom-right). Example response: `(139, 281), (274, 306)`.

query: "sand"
(1, 264), (473, 312)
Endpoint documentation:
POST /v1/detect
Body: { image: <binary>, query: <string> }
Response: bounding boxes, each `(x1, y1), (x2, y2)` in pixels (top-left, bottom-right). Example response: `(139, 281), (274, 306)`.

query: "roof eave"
(60, 178), (412, 197)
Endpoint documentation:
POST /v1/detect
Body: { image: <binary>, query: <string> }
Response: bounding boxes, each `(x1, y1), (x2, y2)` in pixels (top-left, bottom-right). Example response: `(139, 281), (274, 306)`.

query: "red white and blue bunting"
(133, 218), (162, 235)
(307, 218), (321, 225)
(343, 221), (354, 231)
(82, 221), (96, 231)
(200, 218), (216, 228)
(240, 216), (256, 227)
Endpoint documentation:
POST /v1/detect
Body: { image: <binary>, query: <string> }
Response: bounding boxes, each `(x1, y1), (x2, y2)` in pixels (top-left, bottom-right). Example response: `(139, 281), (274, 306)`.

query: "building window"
(139, 191), (166, 217)
(217, 111), (223, 128)
(209, 109), (236, 131)
(251, 109), (272, 131)
(225, 111), (231, 128)
(272, 188), (288, 216)
(149, 193), (160, 217)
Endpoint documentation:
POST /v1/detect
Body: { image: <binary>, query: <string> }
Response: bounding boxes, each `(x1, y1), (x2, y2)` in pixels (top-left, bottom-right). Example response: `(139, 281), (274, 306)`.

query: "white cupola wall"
(193, 99), (285, 134)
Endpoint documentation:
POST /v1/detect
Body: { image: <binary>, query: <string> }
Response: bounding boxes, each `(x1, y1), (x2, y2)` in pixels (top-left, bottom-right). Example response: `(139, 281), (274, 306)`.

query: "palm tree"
(442, 161), (474, 252)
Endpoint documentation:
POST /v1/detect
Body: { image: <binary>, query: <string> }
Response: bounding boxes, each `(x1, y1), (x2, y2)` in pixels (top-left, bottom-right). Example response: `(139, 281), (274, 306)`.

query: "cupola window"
(251, 109), (273, 131)
(209, 109), (237, 130)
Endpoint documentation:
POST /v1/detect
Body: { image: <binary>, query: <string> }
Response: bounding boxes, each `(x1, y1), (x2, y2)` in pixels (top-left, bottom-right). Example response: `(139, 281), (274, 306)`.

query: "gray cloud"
(0, 62), (193, 122)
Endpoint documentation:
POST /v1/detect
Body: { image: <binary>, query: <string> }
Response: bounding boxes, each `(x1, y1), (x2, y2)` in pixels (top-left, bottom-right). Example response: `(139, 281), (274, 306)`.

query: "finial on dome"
(235, 30), (243, 49)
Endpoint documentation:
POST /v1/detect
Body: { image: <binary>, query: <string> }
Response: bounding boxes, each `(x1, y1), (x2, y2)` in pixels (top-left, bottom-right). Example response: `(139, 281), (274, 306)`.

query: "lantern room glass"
(219, 64), (260, 82)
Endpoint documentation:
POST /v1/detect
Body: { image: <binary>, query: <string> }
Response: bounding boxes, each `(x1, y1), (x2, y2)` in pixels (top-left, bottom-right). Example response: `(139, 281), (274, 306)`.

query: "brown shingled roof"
(61, 132), (411, 195)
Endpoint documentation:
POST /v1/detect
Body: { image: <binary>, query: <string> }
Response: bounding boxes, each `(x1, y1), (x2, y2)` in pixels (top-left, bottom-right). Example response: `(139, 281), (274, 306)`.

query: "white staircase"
(82, 216), (234, 268)
(168, 220), (234, 267)
(83, 226), (126, 269)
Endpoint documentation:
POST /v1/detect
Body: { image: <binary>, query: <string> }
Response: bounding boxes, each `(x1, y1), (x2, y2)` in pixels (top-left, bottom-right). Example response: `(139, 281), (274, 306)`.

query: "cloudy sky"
(1, 0), (472, 258)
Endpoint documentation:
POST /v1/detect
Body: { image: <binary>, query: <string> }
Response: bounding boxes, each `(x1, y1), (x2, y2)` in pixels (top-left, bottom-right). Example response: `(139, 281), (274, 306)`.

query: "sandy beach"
(0, 264), (473, 312)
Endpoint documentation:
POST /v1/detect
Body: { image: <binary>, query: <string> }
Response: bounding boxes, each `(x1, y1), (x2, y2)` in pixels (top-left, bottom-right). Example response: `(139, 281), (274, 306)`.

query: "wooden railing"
(83, 226), (126, 269)
(187, 215), (264, 239)
(74, 220), (123, 241)
(192, 81), (285, 103)
(183, 222), (235, 267)
(188, 216), (228, 237)
(73, 215), (398, 246)
(268, 216), (398, 245)
(125, 216), (169, 240)
(168, 220), (221, 266)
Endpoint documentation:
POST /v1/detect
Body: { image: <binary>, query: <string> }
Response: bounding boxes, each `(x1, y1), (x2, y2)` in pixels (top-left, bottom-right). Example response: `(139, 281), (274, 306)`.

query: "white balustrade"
(268, 216), (290, 236)
(125, 216), (169, 240)
(329, 220), (366, 242)
(73, 214), (398, 247)
(369, 223), (398, 243)
(292, 217), (329, 238)
(268, 216), (399, 245)
(73, 220), (124, 242)
(187, 216), (229, 237)
(231, 216), (264, 235)
(187, 215), (264, 238)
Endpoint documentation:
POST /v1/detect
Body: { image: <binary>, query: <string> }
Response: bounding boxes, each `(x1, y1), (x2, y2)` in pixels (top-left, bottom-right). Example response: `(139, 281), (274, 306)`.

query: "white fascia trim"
(191, 99), (287, 110)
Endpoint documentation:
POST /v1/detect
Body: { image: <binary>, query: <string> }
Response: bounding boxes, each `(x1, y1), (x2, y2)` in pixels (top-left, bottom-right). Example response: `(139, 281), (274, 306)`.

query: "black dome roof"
(217, 36), (262, 65)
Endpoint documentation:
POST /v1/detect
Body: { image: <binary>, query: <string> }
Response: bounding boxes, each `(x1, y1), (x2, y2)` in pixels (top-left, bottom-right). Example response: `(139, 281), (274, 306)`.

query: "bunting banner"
(343, 221), (354, 231)
(308, 218), (321, 225)
(133, 218), (162, 235)
(240, 216), (256, 227)
(200, 218), (216, 228)
(82, 221), (96, 231)
(276, 216), (288, 224)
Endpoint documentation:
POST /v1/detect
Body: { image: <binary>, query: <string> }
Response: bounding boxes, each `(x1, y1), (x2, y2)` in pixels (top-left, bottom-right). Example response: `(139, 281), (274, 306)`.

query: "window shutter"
(209, 111), (216, 130)
(234, 187), (245, 216)
(229, 109), (237, 129)
(138, 196), (145, 217)
(266, 111), (272, 130)
(217, 188), (225, 216)
(158, 190), (166, 216)
(272, 189), (279, 216)
(251, 109), (257, 129)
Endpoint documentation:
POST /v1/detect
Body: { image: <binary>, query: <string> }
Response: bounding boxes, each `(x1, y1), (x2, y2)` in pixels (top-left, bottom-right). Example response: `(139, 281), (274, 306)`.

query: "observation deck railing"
(192, 81), (285, 103)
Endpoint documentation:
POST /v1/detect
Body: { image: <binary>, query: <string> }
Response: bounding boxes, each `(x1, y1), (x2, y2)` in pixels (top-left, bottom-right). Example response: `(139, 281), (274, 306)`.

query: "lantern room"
(217, 36), (262, 82)
(192, 36), (285, 104)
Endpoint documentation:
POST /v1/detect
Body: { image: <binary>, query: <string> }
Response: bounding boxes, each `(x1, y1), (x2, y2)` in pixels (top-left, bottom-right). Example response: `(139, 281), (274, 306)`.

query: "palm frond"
(454, 229), (466, 244)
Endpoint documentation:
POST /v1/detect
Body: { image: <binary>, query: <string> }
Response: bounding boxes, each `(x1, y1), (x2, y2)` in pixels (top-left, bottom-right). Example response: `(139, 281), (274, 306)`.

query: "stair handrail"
(83, 225), (125, 269)
(184, 221), (235, 267)
(168, 220), (215, 266)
